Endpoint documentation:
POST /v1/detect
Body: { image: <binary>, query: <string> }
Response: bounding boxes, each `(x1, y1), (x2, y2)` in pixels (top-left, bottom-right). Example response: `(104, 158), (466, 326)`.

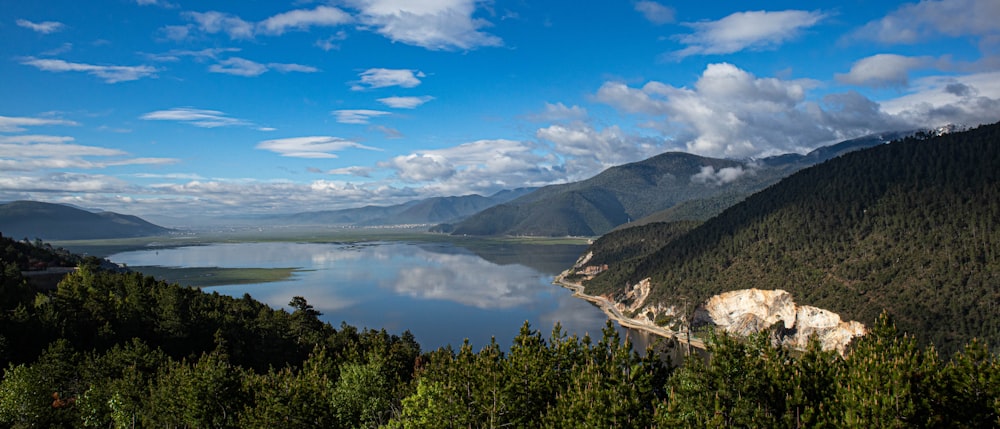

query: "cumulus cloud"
(635, 1), (675, 25)
(377, 96), (434, 109)
(257, 6), (352, 35)
(16, 19), (65, 34)
(595, 62), (915, 158)
(536, 122), (664, 178)
(879, 71), (1000, 127)
(344, 0), (502, 51)
(351, 68), (425, 90)
(256, 136), (381, 158)
(380, 139), (560, 194)
(333, 109), (392, 124)
(836, 54), (934, 88)
(20, 57), (157, 83)
(849, 0), (1000, 44)
(0, 116), (79, 132)
(672, 10), (827, 58)
(690, 165), (750, 186)
(140, 107), (263, 129)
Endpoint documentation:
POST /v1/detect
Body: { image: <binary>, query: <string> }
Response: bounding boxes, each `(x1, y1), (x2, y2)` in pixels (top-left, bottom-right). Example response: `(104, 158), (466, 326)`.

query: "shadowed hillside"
(0, 201), (171, 240)
(583, 123), (1000, 352)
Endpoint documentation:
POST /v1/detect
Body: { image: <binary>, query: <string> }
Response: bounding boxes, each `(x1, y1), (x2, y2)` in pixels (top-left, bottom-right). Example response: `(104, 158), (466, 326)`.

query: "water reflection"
(110, 241), (648, 351)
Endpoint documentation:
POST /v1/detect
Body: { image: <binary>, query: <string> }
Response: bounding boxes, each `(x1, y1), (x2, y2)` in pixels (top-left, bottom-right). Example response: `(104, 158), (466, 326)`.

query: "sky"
(2, 0), (999, 218)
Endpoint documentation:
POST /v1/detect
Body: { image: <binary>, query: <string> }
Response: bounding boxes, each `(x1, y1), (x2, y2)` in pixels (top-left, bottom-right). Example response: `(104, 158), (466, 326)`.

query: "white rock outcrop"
(692, 288), (865, 354)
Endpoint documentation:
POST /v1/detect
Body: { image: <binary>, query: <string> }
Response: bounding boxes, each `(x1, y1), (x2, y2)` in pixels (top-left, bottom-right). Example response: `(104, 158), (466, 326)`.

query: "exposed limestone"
(691, 288), (865, 354)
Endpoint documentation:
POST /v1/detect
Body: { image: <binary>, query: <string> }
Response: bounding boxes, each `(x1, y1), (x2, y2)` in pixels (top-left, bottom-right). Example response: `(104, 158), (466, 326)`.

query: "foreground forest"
(1, 236), (999, 427)
(585, 122), (1000, 353)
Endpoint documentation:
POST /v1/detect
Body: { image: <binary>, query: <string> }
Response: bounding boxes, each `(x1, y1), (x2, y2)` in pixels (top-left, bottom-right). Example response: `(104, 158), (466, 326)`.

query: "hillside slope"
(0, 201), (171, 240)
(283, 188), (534, 226)
(450, 133), (902, 237)
(582, 123), (1000, 352)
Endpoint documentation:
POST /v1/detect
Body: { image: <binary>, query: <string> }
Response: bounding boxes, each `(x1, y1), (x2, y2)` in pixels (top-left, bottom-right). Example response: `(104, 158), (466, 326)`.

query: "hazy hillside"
(281, 188), (535, 226)
(450, 133), (902, 237)
(583, 123), (1000, 352)
(0, 201), (171, 240)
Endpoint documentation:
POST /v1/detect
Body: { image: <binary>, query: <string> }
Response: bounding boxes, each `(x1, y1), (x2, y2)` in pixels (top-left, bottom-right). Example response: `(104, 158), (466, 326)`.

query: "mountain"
(449, 133), (903, 237)
(0, 201), (172, 240)
(281, 188), (535, 226)
(578, 122), (1000, 352)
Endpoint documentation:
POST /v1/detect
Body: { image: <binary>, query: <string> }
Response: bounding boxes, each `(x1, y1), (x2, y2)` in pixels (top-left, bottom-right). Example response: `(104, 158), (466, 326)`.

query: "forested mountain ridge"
(448, 132), (905, 237)
(0, 201), (171, 240)
(582, 122), (1000, 353)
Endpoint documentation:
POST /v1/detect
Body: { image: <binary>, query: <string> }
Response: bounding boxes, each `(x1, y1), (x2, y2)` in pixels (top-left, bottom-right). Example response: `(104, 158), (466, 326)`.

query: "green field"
(130, 265), (301, 288)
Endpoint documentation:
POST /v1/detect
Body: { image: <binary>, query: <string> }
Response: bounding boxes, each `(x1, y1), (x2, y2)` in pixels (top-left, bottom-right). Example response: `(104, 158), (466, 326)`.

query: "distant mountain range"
(578, 122), (1000, 352)
(0, 201), (172, 240)
(275, 188), (535, 226)
(445, 131), (912, 237)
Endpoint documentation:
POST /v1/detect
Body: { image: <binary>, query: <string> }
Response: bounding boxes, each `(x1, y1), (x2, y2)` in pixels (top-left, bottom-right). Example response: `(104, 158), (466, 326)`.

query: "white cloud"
(145, 47), (241, 62)
(380, 139), (561, 194)
(0, 135), (178, 172)
(536, 122), (664, 179)
(20, 57), (158, 83)
(352, 68), (425, 90)
(316, 31), (348, 51)
(257, 6), (352, 35)
(333, 109), (392, 124)
(140, 107), (257, 128)
(183, 11), (255, 40)
(526, 102), (589, 122)
(672, 10), (827, 58)
(268, 63), (319, 73)
(596, 63), (911, 158)
(634, 1), (675, 25)
(136, 0), (176, 8)
(256, 136), (382, 158)
(0, 116), (79, 133)
(207, 57), (319, 76)
(850, 0), (1000, 44)
(344, 0), (502, 51)
(325, 166), (374, 177)
(879, 71), (1000, 128)
(16, 19), (65, 34)
(0, 173), (130, 193)
(690, 165), (750, 186)
(209, 57), (268, 76)
(0, 135), (74, 144)
(377, 96), (434, 109)
(836, 54), (934, 88)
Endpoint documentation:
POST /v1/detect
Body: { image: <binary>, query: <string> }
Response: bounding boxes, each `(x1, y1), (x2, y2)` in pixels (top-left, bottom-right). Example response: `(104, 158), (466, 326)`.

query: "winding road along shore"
(553, 272), (706, 351)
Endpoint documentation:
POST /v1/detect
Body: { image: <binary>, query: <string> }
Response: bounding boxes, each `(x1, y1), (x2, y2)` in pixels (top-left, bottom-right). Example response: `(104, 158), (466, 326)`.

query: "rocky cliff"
(571, 257), (865, 354)
(692, 288), (866, 354)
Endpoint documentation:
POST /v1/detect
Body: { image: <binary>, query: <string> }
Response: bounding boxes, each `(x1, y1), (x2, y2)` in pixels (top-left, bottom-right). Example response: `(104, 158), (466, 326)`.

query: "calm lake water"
(109, 241), (653, 351)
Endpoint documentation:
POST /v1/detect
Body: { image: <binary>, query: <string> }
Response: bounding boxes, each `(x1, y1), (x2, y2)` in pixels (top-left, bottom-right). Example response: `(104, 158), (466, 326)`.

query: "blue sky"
(2, 0), (998, 217)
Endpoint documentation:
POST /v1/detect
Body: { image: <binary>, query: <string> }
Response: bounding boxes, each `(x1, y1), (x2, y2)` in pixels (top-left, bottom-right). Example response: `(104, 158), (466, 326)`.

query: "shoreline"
(552, 272), (707, 351)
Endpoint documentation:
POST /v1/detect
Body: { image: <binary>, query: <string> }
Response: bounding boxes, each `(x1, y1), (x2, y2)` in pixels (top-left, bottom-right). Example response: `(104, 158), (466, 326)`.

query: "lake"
(109, 240), (654, 352)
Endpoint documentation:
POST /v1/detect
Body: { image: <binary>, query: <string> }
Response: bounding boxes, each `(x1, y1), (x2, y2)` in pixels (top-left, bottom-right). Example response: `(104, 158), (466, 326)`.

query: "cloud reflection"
(386, 248), (547, 309)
